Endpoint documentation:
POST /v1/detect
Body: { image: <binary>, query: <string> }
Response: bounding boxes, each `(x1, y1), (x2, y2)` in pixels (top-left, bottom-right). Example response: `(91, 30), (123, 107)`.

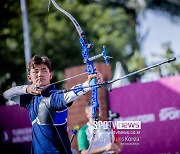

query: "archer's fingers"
(96, 71), (103, 83)
(27, 85), (42, 95)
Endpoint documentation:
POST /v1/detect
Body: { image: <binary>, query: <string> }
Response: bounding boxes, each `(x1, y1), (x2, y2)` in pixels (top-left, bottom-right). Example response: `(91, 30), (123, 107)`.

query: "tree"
(152, 42), (180, 77)
(0, 0), (143, 104)
(146, 0), (180, 23)
(0, 0), (26, 94)
(29, 0), (140, 84)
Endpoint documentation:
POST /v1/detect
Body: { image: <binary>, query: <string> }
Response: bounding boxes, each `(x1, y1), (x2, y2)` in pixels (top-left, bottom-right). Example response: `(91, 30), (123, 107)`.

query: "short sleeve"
(77, 125), (89, 152)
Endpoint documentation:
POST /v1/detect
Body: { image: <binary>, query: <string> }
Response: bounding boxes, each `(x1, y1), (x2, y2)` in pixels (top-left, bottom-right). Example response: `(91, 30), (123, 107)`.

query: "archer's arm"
(3, 85), (28, 102)
(3, 83), (43, 100)
(64, 81), (90, 104)
(3, 85), (34, 108)
(64, 72), (103, 104)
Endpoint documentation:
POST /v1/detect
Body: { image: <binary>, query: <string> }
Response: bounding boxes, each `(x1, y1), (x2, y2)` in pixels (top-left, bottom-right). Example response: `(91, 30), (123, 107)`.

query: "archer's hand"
(26, 84), (47, 95)
(86, 71), (103, 84)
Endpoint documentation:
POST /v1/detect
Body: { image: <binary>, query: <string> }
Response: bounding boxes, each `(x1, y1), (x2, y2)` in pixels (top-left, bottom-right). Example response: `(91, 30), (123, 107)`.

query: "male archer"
(77, 102), (123, 154)
(3, 55), (103, 154)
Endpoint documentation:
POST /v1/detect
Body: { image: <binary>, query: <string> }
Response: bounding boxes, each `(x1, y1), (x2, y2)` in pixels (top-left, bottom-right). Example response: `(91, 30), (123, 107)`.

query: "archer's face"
(86, 107), (102, 121)
(28, 64), (52, 86)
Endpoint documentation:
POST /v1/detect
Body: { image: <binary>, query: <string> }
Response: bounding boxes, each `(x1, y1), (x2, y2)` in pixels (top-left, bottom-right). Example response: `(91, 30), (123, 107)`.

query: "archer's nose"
(37, 70), (44, 77)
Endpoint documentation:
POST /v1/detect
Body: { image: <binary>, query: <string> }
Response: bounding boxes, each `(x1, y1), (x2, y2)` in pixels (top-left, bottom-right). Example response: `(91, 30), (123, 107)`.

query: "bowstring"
(48, 72), (87, 87)
(40, 1), (68, 153)
(43, 97), (68, 154)
(42, 0), (51, 56)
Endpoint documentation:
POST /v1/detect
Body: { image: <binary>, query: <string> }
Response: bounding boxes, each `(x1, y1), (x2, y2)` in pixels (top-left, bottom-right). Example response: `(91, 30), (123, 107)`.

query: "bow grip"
(89, 77), (96, 87)
(90, 77), (99, 119)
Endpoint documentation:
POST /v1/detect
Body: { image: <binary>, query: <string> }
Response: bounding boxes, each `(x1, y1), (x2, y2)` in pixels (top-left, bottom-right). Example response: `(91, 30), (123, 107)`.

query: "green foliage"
(127, 50), (146, 81)
(1, 0), (179, 104)
(94, 0), (180, 23)
(0, 0), (141, 98)
(146, 0), (180, 23)
(153, 42), (180, 76)
(28, 1), (140, 85)
(0, 0), (27, 91)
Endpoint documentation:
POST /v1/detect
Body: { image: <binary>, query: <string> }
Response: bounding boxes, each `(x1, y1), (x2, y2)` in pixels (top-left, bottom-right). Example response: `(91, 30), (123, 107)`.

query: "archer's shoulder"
(78, 124), (88, 133)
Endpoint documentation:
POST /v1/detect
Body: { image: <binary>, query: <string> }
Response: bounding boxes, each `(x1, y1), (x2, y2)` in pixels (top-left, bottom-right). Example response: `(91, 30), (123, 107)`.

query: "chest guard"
(33, 95), (68, 125)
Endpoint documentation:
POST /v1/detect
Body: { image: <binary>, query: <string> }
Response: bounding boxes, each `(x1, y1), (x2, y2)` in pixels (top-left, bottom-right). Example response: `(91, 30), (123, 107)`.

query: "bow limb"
(50, 0), (83, 37)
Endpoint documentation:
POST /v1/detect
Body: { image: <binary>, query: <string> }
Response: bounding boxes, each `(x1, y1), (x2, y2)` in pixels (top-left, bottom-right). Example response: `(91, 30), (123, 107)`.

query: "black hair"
(27, 55), (52, 74)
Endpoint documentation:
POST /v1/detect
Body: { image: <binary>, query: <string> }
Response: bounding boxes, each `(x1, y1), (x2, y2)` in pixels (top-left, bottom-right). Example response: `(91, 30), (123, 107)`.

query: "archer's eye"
(41, 68), (48, 73)
(42, 70), (47, 72)
(32, 70), (39, 74)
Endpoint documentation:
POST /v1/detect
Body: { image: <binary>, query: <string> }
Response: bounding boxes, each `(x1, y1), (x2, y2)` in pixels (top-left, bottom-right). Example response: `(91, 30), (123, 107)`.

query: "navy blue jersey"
(20, 85), (72, 154)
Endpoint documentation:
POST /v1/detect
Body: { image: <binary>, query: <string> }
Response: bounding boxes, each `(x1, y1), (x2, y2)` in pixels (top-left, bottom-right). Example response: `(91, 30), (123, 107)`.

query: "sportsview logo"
(93, 121), (141, 130)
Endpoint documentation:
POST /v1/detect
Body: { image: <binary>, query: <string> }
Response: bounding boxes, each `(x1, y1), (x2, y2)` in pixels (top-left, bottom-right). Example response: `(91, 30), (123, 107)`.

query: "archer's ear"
(50, 72), (53, 80)
(27, 74), (32, 82)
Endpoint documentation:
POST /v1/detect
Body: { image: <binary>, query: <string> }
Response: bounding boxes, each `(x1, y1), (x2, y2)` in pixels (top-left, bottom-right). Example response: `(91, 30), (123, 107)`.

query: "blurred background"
(0, 0), (180, 153)
(0, 0), (179, 94)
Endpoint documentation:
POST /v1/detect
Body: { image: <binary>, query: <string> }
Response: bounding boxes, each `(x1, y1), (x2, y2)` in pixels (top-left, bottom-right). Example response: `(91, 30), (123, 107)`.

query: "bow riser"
(79, 37), (99, 119)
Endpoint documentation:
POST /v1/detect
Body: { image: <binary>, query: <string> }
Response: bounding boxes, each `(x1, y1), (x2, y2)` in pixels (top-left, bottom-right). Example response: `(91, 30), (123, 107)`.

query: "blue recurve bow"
(50, 0), (110, 120)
